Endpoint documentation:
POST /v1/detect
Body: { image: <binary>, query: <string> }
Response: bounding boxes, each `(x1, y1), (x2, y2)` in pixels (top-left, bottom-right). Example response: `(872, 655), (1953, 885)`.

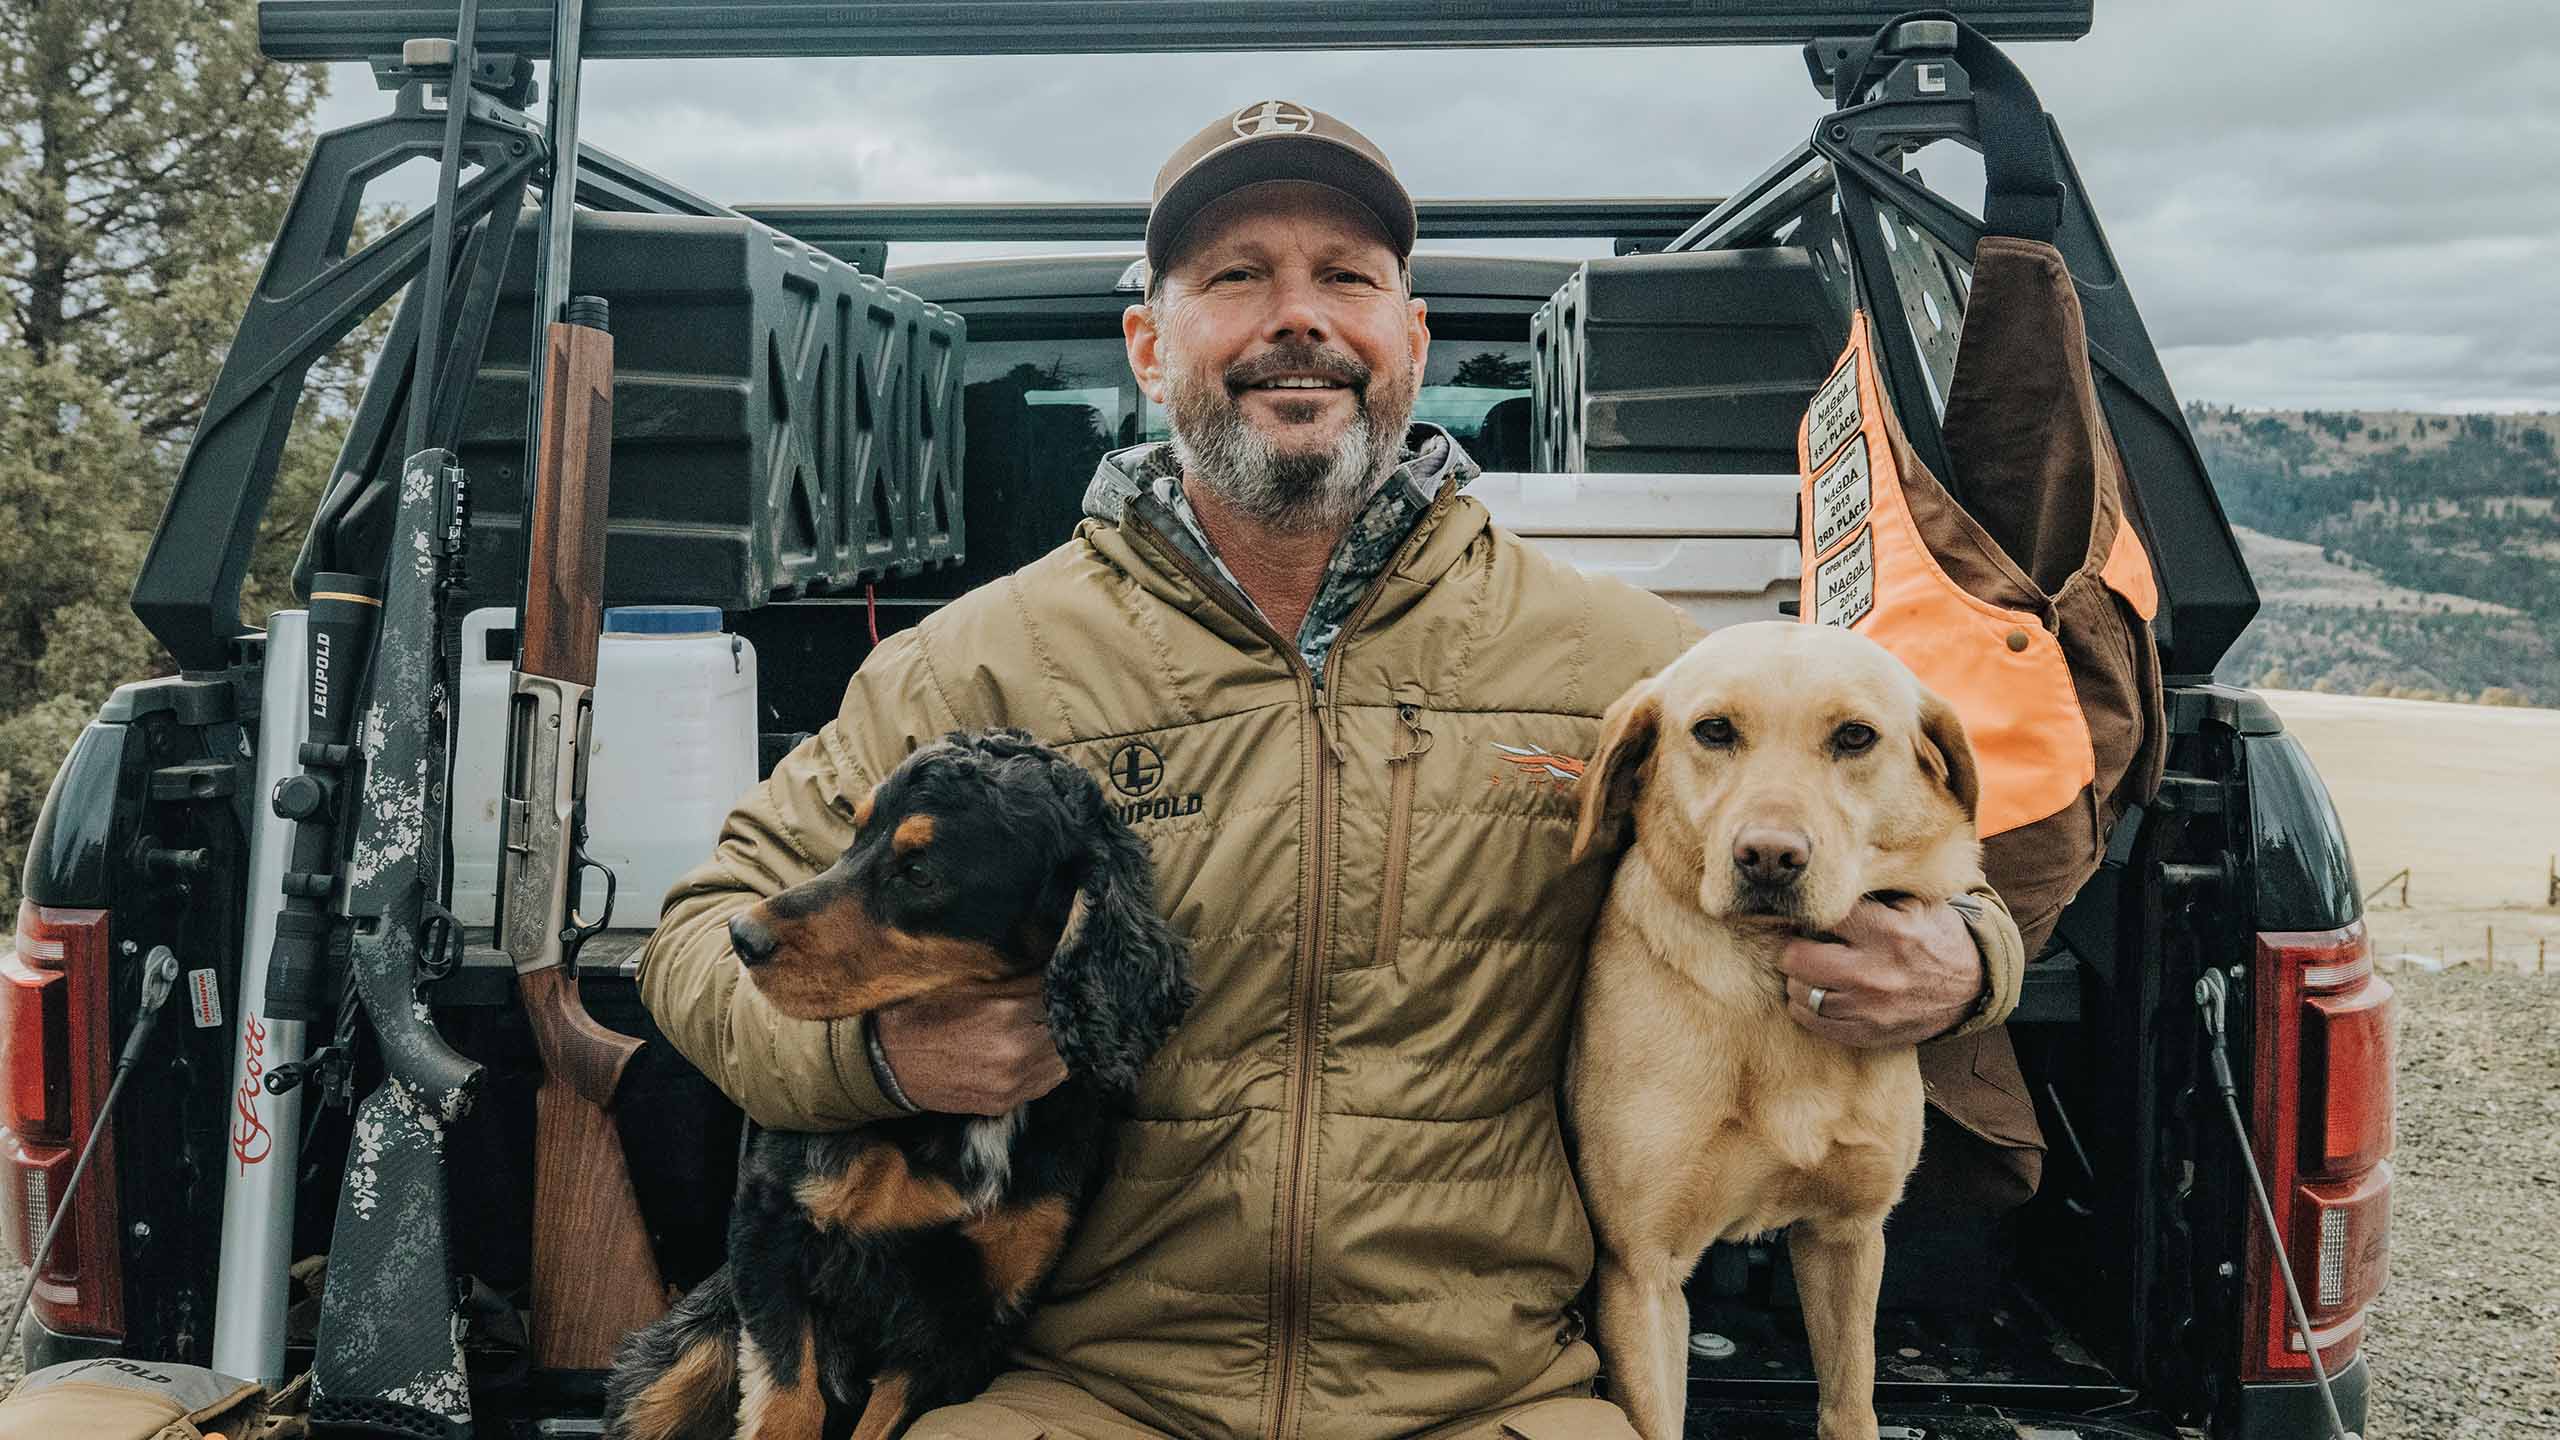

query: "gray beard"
(1167, 363), (1413, 535)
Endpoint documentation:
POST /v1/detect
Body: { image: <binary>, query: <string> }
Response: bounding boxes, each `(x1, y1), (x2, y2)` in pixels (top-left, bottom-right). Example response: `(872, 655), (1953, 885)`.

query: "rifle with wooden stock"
(499, 292), (669, 1369)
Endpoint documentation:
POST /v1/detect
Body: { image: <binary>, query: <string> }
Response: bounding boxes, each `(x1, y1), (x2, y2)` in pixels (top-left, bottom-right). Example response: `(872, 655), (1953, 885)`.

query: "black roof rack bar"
(575, 138), (734, 217)
(737, 198), (1727, 254)
(259, 1), (2091, 62)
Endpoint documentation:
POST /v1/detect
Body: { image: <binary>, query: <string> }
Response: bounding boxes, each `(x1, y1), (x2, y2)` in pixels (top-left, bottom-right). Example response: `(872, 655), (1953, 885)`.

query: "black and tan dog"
(605, 729), (1194, 1440)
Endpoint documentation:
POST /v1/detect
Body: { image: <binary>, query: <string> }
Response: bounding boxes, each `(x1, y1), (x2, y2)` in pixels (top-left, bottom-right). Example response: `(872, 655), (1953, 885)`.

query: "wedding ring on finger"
(1807, 985), (1830, 1018)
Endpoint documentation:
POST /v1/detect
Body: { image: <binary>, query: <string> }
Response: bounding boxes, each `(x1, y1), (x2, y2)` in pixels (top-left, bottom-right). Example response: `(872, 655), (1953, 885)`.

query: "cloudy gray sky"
(312, 0), (2556, 413)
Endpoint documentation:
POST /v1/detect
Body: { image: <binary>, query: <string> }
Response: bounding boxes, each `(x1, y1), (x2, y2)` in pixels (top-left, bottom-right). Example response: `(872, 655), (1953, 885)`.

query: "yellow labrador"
(1567, 621), (1983, 1440)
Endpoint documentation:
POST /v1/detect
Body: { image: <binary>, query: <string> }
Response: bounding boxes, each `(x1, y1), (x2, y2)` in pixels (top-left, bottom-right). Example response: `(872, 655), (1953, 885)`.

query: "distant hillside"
(2191, 405), (2560, 705)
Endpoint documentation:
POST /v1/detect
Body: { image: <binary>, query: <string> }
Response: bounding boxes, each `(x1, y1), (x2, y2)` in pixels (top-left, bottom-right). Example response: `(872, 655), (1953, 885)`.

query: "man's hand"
(1779, 894), (1984, 1049)
(872, 975), (1068, 1115)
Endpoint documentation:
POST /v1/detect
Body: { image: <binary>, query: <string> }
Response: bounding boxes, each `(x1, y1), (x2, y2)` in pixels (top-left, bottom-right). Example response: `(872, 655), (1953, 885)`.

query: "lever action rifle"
(500, 292), (668, 1367)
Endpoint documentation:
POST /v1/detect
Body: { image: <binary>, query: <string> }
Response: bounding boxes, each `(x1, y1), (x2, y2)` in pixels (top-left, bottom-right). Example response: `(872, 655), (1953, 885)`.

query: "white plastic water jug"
(452, 605), (759, 930)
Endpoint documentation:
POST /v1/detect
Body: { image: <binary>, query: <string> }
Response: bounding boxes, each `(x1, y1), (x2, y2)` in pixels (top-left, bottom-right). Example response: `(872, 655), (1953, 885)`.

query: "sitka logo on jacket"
(1488, 742), (1585, 793)
(1108, 739), (1202, 824)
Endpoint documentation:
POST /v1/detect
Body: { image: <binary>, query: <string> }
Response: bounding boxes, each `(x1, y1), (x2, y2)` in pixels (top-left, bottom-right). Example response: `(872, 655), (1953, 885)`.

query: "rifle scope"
(263, 572), (381, 1023)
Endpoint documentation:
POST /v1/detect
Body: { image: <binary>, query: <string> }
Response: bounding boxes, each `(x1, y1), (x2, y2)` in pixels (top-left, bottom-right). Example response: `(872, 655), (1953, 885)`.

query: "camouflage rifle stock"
(307, 449), (483, 1440)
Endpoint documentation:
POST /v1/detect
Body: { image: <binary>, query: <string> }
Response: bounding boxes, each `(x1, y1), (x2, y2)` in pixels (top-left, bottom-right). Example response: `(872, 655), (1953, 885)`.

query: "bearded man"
(640, 102), (2025, 1440)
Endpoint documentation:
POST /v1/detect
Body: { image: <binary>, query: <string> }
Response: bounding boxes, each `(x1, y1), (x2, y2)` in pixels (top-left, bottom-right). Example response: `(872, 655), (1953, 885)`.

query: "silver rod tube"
(210, 609), (317, 1387)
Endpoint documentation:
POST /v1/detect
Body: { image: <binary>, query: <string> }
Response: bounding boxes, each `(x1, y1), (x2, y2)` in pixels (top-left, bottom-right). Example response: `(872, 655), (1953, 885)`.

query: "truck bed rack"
(259, 1), (2092, 61)
(742, 199), (1727, 262)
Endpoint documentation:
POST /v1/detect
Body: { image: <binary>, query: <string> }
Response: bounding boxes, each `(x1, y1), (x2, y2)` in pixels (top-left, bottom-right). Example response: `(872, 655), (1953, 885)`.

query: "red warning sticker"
(188, 968), (222, 1030)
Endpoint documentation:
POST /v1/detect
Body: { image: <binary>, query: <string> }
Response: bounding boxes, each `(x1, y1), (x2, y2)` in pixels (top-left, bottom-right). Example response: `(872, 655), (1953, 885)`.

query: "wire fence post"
(2364, 868), (2410, 909)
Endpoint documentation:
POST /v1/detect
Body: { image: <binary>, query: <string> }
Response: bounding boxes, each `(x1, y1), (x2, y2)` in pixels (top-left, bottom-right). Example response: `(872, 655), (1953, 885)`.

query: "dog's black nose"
(1732, 827), (1811, 886)
(729, 911), (776, 967)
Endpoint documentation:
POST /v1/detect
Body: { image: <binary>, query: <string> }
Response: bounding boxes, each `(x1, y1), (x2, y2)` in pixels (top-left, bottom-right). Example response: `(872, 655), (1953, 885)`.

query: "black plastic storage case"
(1531, 247), (1846, 474)
(458, 211), (966, 609)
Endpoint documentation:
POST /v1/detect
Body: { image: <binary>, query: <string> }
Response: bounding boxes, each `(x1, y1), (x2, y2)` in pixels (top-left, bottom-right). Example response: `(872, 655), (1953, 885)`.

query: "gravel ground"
(1, 967), (2550, 1436)
(2365, 965), (2560, 1437)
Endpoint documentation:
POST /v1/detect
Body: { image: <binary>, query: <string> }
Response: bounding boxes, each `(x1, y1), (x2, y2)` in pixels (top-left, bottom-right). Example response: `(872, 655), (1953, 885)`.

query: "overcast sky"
(312, 0), (2555, 414)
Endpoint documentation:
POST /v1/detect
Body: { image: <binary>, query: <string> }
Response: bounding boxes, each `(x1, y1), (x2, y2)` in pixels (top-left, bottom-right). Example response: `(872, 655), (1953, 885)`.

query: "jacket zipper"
(1118, 517), (1324, 1439)
(1271, 492), (1454, 1440)
(1373, 703), (1432, 969)
(1121, 498), (1452, 1440)
(1274, 700), (1332, 1440)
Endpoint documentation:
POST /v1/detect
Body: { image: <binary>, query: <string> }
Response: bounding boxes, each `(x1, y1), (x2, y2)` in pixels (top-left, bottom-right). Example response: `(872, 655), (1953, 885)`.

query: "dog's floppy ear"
(1912, 687), (1981, 821)
(1572, 680), (1661, 863)
(1043, 766), (1197, 1096)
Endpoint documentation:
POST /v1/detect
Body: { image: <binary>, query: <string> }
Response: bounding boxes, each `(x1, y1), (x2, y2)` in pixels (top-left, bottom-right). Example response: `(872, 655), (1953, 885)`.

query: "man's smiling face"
(1125, 180), (1430, 533)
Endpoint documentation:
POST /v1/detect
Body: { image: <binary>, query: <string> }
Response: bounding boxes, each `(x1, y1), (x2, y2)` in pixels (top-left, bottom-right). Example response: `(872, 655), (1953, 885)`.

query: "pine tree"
(0, 0), (370, 905)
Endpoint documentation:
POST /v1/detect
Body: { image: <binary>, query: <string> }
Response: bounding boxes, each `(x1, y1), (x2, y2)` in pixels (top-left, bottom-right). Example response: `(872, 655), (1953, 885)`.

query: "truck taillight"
(2301, 964), (2395, 1175)
(2, 910), (73, 1143)
(2244, 922), (2394, 1381)
(0, 902), (125, 1339)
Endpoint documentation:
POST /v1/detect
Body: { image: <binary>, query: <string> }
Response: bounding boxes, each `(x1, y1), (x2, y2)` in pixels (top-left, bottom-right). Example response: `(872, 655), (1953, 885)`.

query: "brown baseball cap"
(1146, 100), (1417, 279)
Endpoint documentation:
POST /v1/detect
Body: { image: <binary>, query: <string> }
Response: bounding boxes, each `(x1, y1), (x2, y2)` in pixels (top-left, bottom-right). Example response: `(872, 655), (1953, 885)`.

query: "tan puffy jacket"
(639, 479), (2024, 1438)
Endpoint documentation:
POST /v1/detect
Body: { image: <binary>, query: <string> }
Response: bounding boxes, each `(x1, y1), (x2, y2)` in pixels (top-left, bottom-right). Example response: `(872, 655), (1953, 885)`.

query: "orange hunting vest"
(1797, 238), (2170, 1208)
(1798, 240), (2162, 861)
(1798, 310), (2156, 839)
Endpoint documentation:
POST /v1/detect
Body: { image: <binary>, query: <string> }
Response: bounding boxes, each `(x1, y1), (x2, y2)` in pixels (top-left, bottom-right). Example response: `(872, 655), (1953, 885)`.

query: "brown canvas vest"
(1797, 236), (2169, 1199)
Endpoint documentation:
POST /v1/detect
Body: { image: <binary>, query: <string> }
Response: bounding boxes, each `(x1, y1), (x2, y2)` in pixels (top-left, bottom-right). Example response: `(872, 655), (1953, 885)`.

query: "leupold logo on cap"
(1233, 100), (1314, 137)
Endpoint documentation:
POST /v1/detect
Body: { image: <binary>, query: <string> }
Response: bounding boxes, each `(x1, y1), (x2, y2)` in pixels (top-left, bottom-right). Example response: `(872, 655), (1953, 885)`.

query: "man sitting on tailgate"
(640, 101), (2025, 1440)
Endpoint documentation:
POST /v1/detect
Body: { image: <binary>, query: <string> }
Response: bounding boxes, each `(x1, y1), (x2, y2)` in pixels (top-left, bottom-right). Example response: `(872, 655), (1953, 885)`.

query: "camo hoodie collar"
(1081, 422), (1472, 523)
(1080, 424), (1480, 682)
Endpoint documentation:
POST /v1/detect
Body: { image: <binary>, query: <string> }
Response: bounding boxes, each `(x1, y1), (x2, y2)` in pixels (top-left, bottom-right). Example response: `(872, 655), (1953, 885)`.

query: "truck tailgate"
(1685, 1406), (2174, 1439)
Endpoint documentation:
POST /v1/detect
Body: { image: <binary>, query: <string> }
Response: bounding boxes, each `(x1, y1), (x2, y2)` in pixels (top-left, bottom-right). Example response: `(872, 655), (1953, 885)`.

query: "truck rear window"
(964, 336), (1537, 492)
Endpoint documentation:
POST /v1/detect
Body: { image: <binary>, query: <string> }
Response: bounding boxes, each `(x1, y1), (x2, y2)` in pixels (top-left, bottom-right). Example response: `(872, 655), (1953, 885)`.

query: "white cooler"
(1469, 471), (1802, 632)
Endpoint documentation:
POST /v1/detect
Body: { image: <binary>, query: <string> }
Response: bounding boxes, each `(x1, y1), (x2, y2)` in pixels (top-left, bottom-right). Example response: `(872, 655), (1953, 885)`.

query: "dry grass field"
(2238, 528), (2523, 619)
(2263, 688), (2560, 970)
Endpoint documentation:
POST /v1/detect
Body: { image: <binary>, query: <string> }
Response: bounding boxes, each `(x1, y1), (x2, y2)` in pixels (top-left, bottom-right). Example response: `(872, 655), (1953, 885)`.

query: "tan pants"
(904, 1371), (1640, 1440)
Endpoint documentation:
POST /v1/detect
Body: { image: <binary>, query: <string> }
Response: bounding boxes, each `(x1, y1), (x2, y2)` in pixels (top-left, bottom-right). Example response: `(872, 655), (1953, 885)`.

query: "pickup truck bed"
(12, 18), (2382, 1437)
